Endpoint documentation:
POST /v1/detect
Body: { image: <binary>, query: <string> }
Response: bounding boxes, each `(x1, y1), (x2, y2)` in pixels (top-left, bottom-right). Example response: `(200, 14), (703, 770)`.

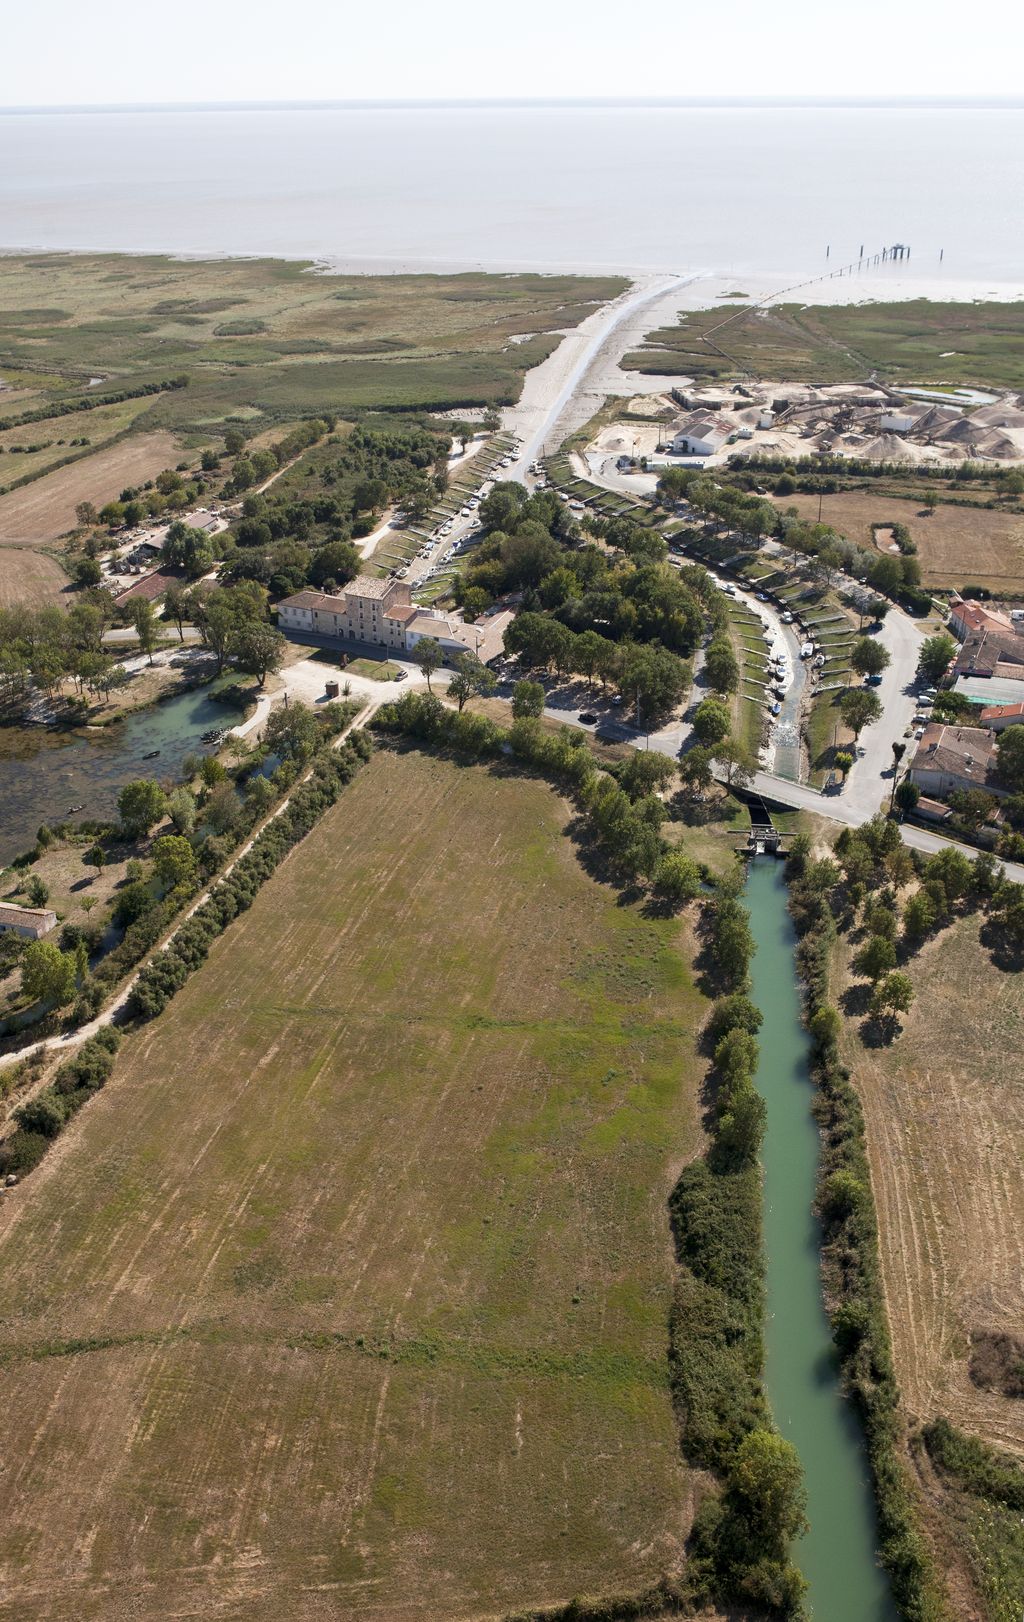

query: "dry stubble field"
(0, 544), (68, 607)
(0, 747), (708, 1622)
(777, 490), (1024, 592)
(839, 919), (1024, 1457)
(0, 429), (179, 543)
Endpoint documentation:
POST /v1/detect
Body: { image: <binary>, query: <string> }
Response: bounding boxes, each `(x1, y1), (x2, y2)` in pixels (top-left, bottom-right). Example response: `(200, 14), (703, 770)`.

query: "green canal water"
(744, 858), (897, 1622)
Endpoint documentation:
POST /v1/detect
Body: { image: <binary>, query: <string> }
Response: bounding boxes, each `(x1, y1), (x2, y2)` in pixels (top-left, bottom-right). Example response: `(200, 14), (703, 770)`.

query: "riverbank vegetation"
(786, 817), (1024, 1620)
(785, 828), (948, 1620)
(0, 747), (704, 1619)
(923, 1420), (1024, 1622)
(671, 885), (808, 1615)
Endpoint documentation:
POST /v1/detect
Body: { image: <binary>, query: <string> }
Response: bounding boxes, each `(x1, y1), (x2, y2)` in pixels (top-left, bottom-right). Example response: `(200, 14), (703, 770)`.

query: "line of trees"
(671, 884), (808, 1615)
(783, 834), (948, 1618)
(129, 730), (372, 1021)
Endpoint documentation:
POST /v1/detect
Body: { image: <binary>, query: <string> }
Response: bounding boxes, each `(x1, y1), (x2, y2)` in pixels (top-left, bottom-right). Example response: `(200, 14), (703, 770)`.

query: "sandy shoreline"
(2, 241), (1022, 308)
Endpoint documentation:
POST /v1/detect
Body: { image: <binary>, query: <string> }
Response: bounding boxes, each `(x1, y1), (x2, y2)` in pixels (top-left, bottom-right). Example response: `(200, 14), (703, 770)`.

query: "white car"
(781, 611), (794, 623)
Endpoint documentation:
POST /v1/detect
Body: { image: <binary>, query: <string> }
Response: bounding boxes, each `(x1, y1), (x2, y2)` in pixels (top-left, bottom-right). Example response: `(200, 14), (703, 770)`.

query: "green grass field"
(0, 747), (706, 1621)
(624, 299), (1024, 390)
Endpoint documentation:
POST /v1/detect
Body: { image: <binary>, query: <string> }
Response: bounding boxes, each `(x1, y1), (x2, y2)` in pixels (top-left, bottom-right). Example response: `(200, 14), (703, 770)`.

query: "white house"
(670, 419), (733, 458)
(0, 902), (57, 940)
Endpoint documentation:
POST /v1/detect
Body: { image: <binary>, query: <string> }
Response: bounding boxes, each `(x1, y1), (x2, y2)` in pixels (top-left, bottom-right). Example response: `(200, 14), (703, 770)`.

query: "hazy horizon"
(5, 0), (1022, 108)
(4, 94), (1024, 114)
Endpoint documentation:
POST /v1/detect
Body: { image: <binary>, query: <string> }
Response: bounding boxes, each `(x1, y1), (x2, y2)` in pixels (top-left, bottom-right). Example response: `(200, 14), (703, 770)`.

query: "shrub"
(14, 1090), (67, 1138)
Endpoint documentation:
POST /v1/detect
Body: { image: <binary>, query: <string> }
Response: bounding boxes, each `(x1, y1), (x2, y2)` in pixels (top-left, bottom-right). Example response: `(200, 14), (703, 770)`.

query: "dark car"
(578, 711), (598, 725)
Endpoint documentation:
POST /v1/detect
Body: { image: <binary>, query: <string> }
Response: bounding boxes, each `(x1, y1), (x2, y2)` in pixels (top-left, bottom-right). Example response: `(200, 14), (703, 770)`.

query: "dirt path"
(0, 699), (379, 1078)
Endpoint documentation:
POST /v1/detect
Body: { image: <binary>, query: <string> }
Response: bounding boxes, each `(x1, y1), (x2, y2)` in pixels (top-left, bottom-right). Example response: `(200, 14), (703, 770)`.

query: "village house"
(276, 577), (514, 665)
(952, 625), (1024, 683)
(947, 594), (1015, 643)
(0, 902), (58, 940)
(979, 701), (1024, 733)
(277, 575), (417, 653)
(908, 723), (1004, 800)
(404, 608), (514, 665)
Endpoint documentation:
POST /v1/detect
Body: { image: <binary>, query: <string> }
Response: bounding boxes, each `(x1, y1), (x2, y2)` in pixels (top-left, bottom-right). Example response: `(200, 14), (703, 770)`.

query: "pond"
(0, 683), (234, 864)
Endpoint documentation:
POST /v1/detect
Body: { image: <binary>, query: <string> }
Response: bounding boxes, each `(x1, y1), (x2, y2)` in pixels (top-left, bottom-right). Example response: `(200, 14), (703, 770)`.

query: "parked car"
(578, 711), (598, 725)
(865, 673), (884, 686)
(781, 610), (794, 623)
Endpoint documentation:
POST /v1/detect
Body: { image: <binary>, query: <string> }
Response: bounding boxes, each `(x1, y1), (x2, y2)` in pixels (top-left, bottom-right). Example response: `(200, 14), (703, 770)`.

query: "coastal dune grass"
(0, 747), (706, 1621)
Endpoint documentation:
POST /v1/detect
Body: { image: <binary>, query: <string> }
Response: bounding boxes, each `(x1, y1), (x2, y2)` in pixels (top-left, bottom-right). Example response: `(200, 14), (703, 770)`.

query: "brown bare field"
(0, 543), (68, 606)
(776, 490), (1024, 591)
(0, 748), (707, 1621)
(838, 919), (1024, 1458)
(0, 430), (179, 542)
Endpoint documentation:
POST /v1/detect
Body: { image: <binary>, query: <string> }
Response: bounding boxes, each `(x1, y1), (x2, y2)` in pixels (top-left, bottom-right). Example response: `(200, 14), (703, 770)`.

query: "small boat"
(143, 749), (161, 760)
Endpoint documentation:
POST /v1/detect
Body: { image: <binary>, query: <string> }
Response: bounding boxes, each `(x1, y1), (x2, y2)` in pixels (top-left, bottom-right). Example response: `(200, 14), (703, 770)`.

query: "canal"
(744, 857), (897, 1621)
(0, 683), (232, 864)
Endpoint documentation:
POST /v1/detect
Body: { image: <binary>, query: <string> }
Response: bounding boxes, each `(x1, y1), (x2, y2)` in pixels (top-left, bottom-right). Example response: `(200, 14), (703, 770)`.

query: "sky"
(4, 0), (1022, 108)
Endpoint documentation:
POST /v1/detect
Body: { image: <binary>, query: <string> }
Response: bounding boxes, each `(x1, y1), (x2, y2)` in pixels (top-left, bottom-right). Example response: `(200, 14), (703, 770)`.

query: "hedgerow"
(129, 735), (370, 1021)
(0, 1027), (122, 1178)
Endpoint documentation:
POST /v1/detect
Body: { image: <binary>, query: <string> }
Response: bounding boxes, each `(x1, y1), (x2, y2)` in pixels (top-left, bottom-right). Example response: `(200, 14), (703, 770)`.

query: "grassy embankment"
(0, 747), (709, 1622)
(623, 299), (1024, 391)
(722, 598), (770, 757)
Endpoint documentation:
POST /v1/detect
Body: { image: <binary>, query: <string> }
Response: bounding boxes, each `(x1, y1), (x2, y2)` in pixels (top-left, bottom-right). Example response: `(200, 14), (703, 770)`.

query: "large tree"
(117, 778), (166, 838)
(704, 636), (739, 695)
(692, 695), (731, 746)
(129, 597), (158, 666)
(839, 687), (882, 742)
(447, 653), (496, 713)
(230, 622), (286, 687)
(996, 725), (1024, 793)
(618, 642), (689, 724)
(413, 637), (444, 693)
(917, 633), (957, 684)
(850, 636), (891, 678)
(20, 940), (77, 1008)
(511, 679), (545, 720)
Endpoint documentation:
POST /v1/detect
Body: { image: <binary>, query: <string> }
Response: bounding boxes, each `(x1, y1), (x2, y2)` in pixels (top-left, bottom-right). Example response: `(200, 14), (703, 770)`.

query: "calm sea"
(0, 102), (1022, 281)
